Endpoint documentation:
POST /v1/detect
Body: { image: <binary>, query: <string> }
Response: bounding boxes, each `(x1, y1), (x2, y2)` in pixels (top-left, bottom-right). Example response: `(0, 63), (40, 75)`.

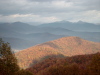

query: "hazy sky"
(0, 0), (100, 23)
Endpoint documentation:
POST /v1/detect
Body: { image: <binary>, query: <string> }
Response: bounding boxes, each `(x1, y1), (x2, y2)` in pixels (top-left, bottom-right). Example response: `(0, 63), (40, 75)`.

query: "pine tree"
(0, 38), (33, 75)
(0, 38), (19, 75)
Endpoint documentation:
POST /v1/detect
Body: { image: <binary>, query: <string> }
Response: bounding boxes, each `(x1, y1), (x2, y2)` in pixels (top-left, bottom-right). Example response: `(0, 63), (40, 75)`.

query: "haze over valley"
(0, 21), (100, 50)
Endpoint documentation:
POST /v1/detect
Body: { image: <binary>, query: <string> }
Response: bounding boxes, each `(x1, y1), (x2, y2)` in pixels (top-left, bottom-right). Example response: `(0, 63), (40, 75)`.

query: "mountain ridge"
(15, 36), (100, 68)
(0, 21), (100, 50)
(39, 20), (100, 32)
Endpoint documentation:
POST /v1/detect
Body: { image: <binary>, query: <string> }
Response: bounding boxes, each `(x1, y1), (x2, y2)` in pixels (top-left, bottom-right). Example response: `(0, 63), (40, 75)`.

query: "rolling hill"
(15, 36), (100, 69)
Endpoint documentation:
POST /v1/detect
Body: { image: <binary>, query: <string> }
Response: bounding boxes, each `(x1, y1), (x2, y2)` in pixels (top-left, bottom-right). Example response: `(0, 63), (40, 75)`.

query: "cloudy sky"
(0, 0), (100, 24)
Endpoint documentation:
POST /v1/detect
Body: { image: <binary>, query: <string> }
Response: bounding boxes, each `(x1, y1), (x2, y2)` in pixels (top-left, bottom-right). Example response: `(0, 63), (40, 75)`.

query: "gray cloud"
(84, 0), (100, 10)
(27, 0), (65, 2)
(0, 0), (100, 23)
(28, 0), (54, 2)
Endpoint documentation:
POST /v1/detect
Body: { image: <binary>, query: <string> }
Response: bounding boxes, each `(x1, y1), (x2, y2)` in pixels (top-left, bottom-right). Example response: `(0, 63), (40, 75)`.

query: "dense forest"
(27, 52), (100, 75)
(0, 39), (100, 75)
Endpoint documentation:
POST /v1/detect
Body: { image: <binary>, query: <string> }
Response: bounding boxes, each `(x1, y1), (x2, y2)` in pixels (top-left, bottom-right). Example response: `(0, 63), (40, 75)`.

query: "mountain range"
(39, 20), (100, 32)
(15, 37), (100, 69)
(0, 21), (100, 50)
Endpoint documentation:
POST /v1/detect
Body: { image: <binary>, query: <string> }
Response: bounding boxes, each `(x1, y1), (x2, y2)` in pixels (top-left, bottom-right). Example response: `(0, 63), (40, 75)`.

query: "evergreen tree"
(0, 38), (19, 75)
(0, 38), (33, 75)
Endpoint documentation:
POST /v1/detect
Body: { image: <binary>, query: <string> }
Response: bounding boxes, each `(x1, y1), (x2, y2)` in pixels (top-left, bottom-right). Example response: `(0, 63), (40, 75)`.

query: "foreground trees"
(88, 53), (100, 75)
(0, 39), (33, 75)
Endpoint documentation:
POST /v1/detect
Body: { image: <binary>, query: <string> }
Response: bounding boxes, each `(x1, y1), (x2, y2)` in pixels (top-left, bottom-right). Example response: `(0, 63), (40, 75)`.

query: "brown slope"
(15, 36), (100, 68)
(27, 53), (100, 75)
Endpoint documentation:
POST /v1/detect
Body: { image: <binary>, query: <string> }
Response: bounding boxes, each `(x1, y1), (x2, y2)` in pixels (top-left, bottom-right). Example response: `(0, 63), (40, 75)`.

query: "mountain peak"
(54, 36), (83, 43)
(11, 21), (32, 27)
(77, 20), (85, 23)
(13, 21), (22, 24)
(57, 20), (71, 23)
(15, 36), (100, 68)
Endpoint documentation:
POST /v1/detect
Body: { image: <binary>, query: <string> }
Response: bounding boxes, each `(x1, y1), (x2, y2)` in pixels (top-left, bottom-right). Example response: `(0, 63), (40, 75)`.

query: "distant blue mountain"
(39, 21), (100, 32)
(0, 21), (100, 50)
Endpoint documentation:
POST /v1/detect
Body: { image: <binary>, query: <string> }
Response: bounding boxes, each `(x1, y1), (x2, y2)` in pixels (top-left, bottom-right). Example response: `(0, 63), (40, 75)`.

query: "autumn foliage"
(0, 38), (100, 75)
(27, 53), (100, 75)
(15, 37), (100, 68)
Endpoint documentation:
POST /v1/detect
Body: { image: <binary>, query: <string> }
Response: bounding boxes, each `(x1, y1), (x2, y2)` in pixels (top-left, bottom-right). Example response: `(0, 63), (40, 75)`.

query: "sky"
(0, 0), (100, 24)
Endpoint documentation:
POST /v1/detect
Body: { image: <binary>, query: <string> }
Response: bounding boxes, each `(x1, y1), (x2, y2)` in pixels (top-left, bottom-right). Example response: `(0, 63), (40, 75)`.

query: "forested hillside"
(15, 37), (100, 69)
(27, 53), (100, 75)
